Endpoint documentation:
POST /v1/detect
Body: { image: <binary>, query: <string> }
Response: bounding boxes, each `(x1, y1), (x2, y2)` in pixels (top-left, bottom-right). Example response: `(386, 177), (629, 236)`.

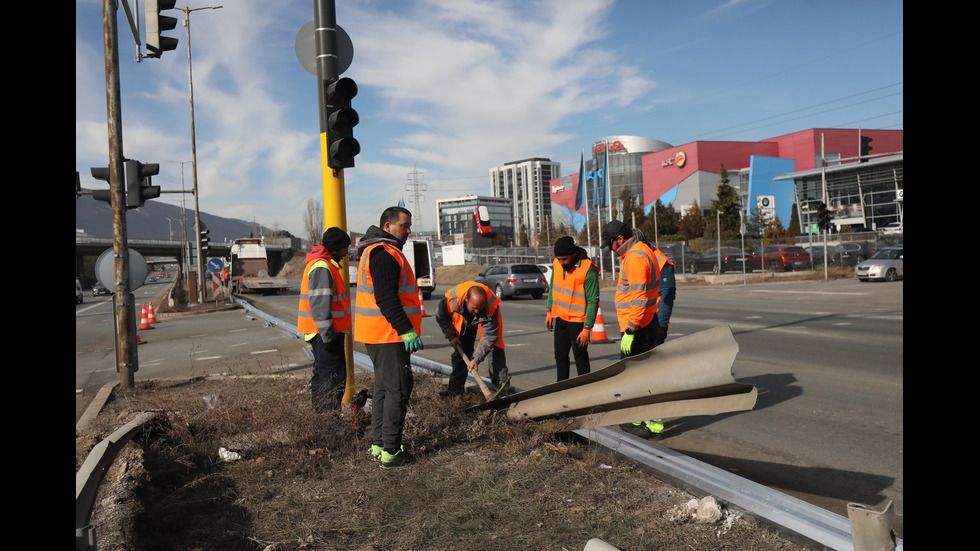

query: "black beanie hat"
(554, 236), (577, 256)
(322, 227), (352, 251)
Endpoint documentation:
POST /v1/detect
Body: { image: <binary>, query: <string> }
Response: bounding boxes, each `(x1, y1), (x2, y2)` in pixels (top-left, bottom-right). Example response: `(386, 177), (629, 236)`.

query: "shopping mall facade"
(550, 128), (904, 235)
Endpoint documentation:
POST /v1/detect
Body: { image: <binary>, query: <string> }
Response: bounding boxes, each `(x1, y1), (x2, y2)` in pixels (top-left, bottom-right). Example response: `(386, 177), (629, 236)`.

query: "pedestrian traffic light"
(860, 135), (873, 162)
(816, 203), (832, 232)
(145, 0), (179, 58)
(200, 229), (211, 253)
(324, 77), (360, 169)
(90, 166), (112, 204)
(125, 160), (162, 208)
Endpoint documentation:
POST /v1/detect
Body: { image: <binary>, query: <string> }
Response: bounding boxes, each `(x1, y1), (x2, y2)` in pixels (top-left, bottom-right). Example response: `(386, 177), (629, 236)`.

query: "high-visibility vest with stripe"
(353, 243), (422, 344)
(445, 282), (505, 349)
(549, 258), (593, 323)
(614, 240), (663, 333)
(297, 258), (351, 337)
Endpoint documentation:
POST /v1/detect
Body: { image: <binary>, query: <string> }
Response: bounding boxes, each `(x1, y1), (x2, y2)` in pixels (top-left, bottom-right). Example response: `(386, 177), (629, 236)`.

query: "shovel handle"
(454, 344), (493, 400)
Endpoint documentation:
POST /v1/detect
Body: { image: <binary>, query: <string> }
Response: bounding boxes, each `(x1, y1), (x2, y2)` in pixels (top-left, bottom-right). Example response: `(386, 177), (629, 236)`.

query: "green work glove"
(620, 333), (635, 355)
(401, 330), (424, 353)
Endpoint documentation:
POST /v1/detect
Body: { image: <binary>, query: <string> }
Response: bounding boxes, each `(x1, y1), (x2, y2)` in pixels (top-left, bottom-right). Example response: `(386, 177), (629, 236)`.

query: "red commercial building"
(551, 128), (903, 233)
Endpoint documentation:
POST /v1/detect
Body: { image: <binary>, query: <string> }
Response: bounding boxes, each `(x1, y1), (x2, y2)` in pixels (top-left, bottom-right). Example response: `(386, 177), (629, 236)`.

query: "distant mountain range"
(75, 191), (303, 247)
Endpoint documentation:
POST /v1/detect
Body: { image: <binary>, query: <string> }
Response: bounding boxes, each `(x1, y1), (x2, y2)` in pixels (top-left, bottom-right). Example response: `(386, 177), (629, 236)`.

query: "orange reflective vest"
(297, 258), (351, 337)
(614, 239), (666, 333)
(549, 258), (593, 323)
(444, 282), (505, 349)
(353, 243), (422, 344)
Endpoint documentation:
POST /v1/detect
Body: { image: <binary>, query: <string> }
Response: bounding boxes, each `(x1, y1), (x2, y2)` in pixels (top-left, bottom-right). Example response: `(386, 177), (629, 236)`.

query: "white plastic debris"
(204, 394), (219, 410)
(695, 496), (723, 523)
(218, 447), (241, 462)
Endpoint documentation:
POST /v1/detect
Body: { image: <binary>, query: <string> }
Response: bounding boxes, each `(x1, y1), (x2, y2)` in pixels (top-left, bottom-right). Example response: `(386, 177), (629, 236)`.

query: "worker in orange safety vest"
(297, 227), (352, 415)
(435, 281), (509, 396)
(601, 220), (677, 435)
(545, 236), (599, 382)
(354, 207), (422, 469)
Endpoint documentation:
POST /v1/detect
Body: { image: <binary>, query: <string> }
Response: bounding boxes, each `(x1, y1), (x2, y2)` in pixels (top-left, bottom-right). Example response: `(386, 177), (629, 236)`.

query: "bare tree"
(303, 198), (324, 248)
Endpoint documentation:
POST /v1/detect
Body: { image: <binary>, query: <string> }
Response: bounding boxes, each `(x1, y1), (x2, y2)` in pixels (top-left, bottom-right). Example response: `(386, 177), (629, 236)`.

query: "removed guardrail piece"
(468, 325), (756, 431)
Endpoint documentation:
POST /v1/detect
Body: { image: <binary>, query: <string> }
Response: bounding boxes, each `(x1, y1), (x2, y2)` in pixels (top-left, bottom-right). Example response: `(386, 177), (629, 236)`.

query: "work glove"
(449, 335), (461, 349)
(401, 330), (424, 353)
(656, 325), (668, 346)
(576, 328), (591, 347)
(620, 333), (635, 356)
(545, 312), (554, 332)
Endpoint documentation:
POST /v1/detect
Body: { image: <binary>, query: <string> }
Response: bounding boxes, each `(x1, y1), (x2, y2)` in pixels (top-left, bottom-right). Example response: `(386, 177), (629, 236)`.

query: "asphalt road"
(76, 274), (903, 538)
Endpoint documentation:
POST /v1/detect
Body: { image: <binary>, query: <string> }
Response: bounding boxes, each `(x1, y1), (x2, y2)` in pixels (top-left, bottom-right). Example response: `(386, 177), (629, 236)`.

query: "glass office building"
(435, 195), (515, 247)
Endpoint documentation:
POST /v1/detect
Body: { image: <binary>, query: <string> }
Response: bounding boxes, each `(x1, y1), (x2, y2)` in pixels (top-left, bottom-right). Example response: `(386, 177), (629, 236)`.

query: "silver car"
(854, 245), (903, 282)
(475, 263), (548, 299)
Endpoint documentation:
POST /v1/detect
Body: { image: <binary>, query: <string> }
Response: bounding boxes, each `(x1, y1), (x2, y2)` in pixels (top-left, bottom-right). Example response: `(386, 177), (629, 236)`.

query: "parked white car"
(880, 222), (903, 234)
(854, 245), (903, 282)
(537, 264), (553, 284)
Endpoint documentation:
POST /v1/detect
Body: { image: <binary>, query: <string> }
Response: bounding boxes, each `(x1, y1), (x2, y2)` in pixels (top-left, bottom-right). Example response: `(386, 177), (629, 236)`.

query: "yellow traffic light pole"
(314, 0), (356, 403)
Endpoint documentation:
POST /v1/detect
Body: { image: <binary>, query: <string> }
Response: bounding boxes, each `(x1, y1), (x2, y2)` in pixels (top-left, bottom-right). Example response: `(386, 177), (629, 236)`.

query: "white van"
(348, 239), (436, 299)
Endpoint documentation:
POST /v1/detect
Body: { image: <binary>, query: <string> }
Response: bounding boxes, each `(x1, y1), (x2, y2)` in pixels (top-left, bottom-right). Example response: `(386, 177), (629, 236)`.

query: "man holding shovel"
(435, 282), (509, 397)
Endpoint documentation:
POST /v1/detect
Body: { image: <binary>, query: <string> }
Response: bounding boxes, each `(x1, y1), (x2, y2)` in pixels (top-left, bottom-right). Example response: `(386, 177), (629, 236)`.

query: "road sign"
(295, 21), (353, 77)
(207, 257), (224, 273)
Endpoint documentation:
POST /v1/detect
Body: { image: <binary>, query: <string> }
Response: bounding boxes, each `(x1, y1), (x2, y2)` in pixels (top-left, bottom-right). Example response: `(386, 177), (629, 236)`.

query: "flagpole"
(582, 147), (591, 251)
(604, 139), (615, 280)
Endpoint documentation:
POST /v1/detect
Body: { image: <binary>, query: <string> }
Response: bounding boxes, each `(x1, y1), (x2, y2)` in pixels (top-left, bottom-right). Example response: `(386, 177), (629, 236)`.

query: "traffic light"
(145, 0), (179, 58)
(324, 77), (360, 169)
(200, 229), (211, 254)
(125, 160), (162, 208)
(816, 203), (832, 232)
(90, 166), (112, 204)
(860, 135), (873, 162)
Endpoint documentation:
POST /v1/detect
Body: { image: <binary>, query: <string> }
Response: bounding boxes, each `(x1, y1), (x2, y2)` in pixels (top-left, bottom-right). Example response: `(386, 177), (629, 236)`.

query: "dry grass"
(77, 371), (807, 551)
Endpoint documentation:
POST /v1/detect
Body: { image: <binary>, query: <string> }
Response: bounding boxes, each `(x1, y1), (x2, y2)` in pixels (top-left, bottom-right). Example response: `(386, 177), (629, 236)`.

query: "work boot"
(380, 446), (415, 469)
(368, 444), (383, 462)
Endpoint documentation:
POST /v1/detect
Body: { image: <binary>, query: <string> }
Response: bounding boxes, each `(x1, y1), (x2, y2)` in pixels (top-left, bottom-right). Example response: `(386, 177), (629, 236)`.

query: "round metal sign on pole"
(96, 248), (148, 291)
(295, 21), (353, 76)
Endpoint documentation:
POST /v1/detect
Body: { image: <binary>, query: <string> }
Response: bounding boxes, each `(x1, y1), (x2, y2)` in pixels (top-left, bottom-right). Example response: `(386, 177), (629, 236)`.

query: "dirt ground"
(76, 373), (810, 551)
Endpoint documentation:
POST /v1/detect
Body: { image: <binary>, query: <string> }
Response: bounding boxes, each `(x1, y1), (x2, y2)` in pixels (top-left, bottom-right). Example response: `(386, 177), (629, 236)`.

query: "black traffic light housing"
(145, 0), (179, 58)
(91, 166), (113, 204)
(860, 135), (873, 162)
(125, 160), (162, 208)
(324, 77), (360, 169)
(816, 203), (832, 232)
(200, 228), (211, 254)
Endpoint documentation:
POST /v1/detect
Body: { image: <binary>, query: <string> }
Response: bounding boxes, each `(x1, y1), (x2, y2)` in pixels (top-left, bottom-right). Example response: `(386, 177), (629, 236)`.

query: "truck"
(229, 237), (290, 294)
(349, 238), (436, 299)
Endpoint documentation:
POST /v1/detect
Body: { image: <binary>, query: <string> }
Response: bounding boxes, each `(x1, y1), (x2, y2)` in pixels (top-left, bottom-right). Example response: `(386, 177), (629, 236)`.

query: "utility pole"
(176, 5), (222, 303)
(406, 164), (426, 233)
(100, 0), (136, 388)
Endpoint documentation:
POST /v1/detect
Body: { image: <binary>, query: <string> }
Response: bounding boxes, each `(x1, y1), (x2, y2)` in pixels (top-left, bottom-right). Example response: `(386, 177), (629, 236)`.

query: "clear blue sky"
(75, 0), (903, 239)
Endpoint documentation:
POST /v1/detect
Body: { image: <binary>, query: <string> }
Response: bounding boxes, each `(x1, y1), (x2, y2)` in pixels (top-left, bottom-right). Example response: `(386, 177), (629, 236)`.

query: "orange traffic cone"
(419, 290), (428, 316)
(147, 301), (158, 324)
(591, 303), (608, 343)
(140, 303), (152, 329)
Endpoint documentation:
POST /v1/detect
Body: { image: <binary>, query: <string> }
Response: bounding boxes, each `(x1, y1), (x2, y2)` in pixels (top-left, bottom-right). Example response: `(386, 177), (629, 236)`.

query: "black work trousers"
(366, 342), (414, 453)
(554, 317), (590, 381)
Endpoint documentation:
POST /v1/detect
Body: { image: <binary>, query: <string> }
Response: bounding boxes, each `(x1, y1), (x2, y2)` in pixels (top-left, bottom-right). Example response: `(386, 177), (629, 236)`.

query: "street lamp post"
(177, 5), (222, 303)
